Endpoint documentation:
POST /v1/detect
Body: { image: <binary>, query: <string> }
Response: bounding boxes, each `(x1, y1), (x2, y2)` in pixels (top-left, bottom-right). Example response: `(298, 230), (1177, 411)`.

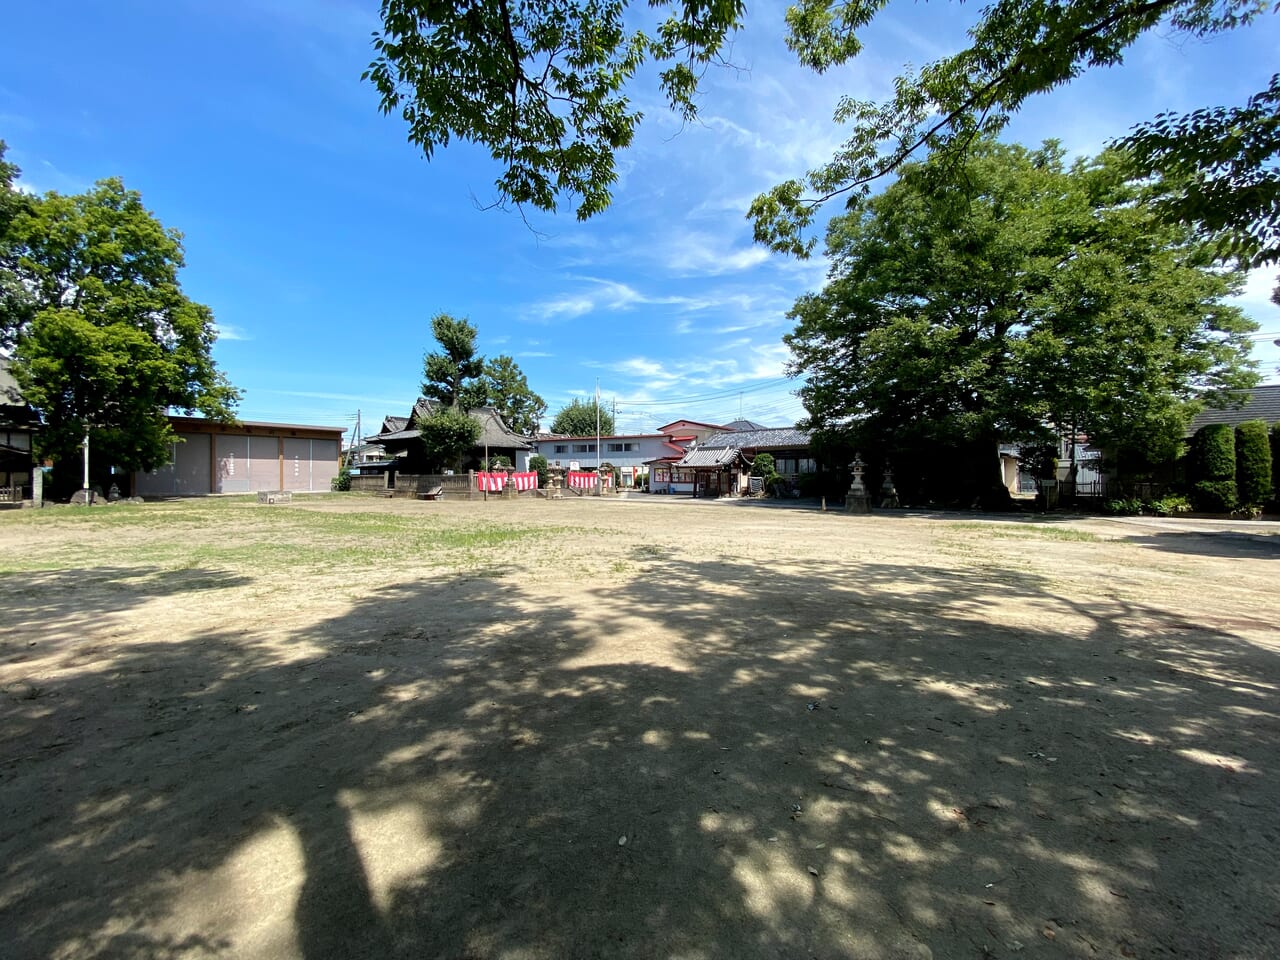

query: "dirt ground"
(2, 495), (1278, 960)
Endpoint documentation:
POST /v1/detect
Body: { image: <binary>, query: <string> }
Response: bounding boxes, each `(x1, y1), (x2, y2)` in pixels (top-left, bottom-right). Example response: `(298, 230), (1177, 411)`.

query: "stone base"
(845, 495), (871, 514)
(257, 490), (292, 505)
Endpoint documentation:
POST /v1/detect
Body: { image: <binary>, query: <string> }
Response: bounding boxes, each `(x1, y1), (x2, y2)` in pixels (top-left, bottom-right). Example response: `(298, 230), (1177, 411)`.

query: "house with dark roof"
(1186, 385), (1280, 434)
(364, 399), (531, 473)
(0, 359), (38, 501)
(667, 425), (818, 497)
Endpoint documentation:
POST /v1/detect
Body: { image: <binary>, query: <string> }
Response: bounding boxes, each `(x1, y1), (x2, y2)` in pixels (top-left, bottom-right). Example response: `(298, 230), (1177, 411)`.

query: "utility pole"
(82, 429), (90, 497)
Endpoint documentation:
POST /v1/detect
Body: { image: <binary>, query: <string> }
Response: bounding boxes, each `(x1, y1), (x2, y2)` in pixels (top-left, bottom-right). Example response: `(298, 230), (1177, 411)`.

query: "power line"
(614, 376), (796, 407)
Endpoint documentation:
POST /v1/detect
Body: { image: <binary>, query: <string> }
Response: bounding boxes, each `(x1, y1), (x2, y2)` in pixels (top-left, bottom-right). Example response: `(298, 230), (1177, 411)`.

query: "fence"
(348, 471), (541, 499)
(1033, 478), (1167, 503)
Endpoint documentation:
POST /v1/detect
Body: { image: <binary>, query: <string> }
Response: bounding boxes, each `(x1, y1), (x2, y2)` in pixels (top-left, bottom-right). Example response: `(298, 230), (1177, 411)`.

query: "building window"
(553, 444), (568, 454)
(606, 442), (635, 453)
(573, 443), (596, 453)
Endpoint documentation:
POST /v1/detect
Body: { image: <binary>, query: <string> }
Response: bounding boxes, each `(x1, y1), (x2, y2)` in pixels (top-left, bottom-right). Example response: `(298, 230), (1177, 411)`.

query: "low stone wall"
(349, 474), (392, 494)
(392, 473), (477, 499)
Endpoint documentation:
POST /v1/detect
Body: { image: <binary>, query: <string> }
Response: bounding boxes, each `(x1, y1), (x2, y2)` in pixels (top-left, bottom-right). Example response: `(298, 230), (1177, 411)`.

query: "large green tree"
(417, 313), (485, 468)
(365, 1), (1277, 267)
(421, 312), (486, 409)
(0, 157), (239, 480)
(550, 397), (615, 436)
(785, 139), (1257, 502)
(482, 354), (546, 435)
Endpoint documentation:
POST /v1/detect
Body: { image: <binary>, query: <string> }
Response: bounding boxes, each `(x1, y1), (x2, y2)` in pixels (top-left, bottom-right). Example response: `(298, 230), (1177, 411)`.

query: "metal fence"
(1031, 478), (1167, 502)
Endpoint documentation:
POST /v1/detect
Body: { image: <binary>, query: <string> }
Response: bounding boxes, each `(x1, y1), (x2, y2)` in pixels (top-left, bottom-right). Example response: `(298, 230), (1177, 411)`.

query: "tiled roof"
(724, 419), (770, 431)
(1187, 386), (1280, 434)
(700, 427), (811, 449)
(365, 401), (531, 449)
(676, 446), (748, 467)
(537, 432), (671, 441)
(658, 419), (732, 432)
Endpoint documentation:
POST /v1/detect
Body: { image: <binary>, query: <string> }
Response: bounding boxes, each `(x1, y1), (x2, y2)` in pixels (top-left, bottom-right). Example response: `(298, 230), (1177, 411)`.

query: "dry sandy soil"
(1, 495), (1278, 960)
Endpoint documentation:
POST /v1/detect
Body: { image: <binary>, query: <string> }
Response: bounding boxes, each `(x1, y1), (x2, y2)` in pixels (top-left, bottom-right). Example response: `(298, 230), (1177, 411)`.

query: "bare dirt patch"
(2, 496), (1278, 959)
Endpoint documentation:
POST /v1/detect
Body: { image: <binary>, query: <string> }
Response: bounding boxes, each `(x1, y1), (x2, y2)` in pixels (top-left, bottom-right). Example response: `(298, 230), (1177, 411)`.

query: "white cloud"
(214, 322), (252, 341)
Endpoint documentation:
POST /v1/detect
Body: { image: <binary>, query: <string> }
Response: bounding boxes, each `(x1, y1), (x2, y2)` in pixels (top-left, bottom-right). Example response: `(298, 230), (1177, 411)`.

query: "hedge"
(1192, 480), (1238, 513)
(1190, 424), (1236, 512)
(1235, 420), (1272, 507)
(1272, 422), (1280, 504)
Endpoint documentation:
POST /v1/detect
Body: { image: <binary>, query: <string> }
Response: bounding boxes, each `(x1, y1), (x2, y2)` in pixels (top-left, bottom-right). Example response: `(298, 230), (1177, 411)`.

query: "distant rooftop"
(700, 426), (812, 449)
(1187, 386), (1280, 434)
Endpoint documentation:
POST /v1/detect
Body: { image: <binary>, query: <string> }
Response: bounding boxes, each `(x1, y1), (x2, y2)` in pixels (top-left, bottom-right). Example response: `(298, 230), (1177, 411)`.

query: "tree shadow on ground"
(2, 555), (1278, 959)
(1124, 531), (1280, 560)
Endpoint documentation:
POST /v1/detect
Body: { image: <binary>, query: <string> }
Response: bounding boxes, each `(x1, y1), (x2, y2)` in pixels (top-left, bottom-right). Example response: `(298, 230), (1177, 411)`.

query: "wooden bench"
(417, 485), (445, 501)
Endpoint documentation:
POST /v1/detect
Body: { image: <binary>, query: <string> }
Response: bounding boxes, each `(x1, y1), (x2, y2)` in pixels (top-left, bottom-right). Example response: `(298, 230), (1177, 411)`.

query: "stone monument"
(845, 457), (871, 513)
(880, 464), (899, 508)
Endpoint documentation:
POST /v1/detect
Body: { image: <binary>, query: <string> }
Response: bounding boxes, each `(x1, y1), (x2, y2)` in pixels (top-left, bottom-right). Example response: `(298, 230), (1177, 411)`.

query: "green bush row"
(1186, 421), (1276, 512)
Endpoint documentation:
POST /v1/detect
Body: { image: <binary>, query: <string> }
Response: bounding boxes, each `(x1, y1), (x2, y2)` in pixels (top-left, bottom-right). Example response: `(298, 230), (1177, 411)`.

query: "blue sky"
(2, 1), (1277, 444)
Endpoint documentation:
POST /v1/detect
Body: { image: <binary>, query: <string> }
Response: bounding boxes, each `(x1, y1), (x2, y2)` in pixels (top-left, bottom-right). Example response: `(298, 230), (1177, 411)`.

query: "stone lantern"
(547, 465), (565, 500)
(880, 463), (899, 508)
(846, 456), (871, 513)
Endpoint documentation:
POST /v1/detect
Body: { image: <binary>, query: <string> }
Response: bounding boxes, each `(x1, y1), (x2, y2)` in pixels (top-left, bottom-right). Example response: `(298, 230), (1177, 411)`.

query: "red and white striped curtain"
(567, 471), (612, 489)
(476, 471), (538, 492)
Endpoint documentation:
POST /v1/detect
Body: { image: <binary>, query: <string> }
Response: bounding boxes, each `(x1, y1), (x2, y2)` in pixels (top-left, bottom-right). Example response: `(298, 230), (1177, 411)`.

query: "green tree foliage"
(749, 0), (1279, 261)
(1234, 419), (1272, 507)
(416, 405), (482, 471)
(0, 143), (33, 337)
(784, 140), (1257, 502)
(550, 397), (615, 436)
(482, 354), (546, 435)
(528, 453), (550, 487)
(0, 157), (239, 476)
(1190, 423), (1238, 511)
(750, 452), (776, 477)
(422, 313), (486, 409)
(419, 313), (488, 469)
(364, 0), (745, 219)
(362, 2), (1276, 266)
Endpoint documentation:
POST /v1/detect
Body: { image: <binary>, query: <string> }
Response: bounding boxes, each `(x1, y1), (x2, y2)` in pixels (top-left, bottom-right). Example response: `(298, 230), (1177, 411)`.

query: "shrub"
(331, 467), (351, 491)
(1192, 479), (1238, 513)
(797, 471), (821, 497)
(1194, 423), (1236, 480)
(1148, 494), (1192, 516)
(1190, 424), (1236, 512)
(1104, 497), (1144, 516)
(1272, 422), (1280, 503)
(751, 453), (775, 477)
(528, 455), (549, 487)
(1235, 420), (1272, 507)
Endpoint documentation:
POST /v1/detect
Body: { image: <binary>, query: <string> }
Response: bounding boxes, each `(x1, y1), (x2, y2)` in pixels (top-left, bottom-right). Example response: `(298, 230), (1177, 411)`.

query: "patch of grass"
(945, 522), (1101, 543)
(0, 499), (590, 577)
